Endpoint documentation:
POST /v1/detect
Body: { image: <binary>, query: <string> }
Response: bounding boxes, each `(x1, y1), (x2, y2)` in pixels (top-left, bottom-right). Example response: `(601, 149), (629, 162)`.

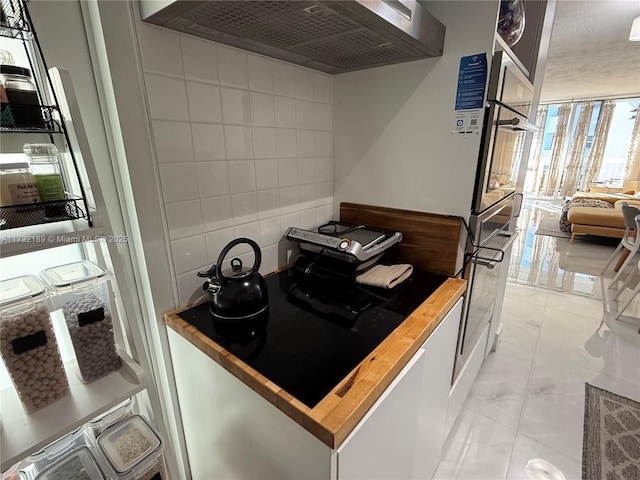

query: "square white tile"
(159, 163), (199, 203)
(276, 128), (297, 158)
(250, 92), (275, 127)
(231, 192), (258, 224)
(313, 72), (332, 104)
(201, 196), (233, 232)
(298, 158), (315, 185)
(273, 62), (296, 97)
(152, 121), (194, 163)
(191, 123), (226, 161)
(217, 45), (249, 89)
(280, 212), (300, 230)
(224, 125), (254, 159)
(165, 200), (204, 240)
(252, 127), (277, 159)
(314, 205), (334, 225)
(274, 96), (296, 128)
(313, 131), (332, 157)
(259, 217), (282, 247)
(145, 74), (189, 121)
(296, 130), (314, 158)
(260, 244), (279, 276)
(315, 181), (333, 206)
(298, 208), (317, 229)
(196, 162), (229, 198)
(278, 158), (298, 187)
(176, 268), (209, 307)
(279, 186), (299, 215)
(257, 189), (280, 219)
(186, 82), (222, 123)
(228, 160), (257, 194)
(294, 68), (314, 100)
(137, 23), (183, 77)
(221, 87), (252, 125)
(172, 234), (207, 275)
(255, 158), (279, 190)
(298, 184), (315, 211)
(248, 53), (274, 93)
(313, 102), (332, 131)
(181, 35), (219, 84)
(205, 228), (236, 264)
(295, 99), (314, 130)
(234, 222), (261, 245)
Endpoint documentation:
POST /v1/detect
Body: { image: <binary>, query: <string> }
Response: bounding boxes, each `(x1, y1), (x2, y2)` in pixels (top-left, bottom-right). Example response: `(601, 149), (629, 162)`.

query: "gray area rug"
(583, 383), (640, 480)
(535, 215), (571, 238)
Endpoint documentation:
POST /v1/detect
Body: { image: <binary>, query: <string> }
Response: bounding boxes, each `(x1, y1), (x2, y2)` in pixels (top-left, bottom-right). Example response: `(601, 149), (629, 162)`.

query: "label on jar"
(12, 330), (47, 354)
(7, 181), (40, 204)
(35, 173), (65, 201)
(78, 307), (105, 326)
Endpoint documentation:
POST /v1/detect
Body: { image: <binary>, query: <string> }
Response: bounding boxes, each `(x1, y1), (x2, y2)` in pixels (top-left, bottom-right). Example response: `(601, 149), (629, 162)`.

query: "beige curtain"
(580, 99), (616, 190)
(559, 102), (595, 197)
(542, 104), (572, 196)
(524, 105), (549, 194)
(623, 111), (640, 182)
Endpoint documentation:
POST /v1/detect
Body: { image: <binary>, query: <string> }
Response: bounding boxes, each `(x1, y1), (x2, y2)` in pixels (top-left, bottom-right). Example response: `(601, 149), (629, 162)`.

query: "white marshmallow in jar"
(0, 275), (69, 413)
(41, 260), (120, 384)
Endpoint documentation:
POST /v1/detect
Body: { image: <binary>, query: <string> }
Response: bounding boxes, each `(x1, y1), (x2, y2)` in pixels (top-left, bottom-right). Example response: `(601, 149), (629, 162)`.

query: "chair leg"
(609, 250), (639, 287)
(611, 264), (637, 302)
(601, 241), (625, 275)
(615, 281), (640, 320)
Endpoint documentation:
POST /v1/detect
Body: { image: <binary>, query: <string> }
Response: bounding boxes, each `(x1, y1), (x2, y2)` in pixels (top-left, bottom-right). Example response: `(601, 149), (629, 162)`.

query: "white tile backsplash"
(221, 88), (252, 125)
(196, 162), (230, 198)
(181, 36), (219, 84)
(234, 222), (261, 246)
(159, 163), (199, 203)
(137, 26), (333, 304)
(152, 121), (194, 163)
(201, 196), (233, 232)
(191, 123), (226, 161)
(165, 200), (204, 240)
(145, 74), (189, 121)
(224, 125), (254, 159)
(186, 82), (223, 124)
(217, 45), (249, 89)
(228, 160), (257, 194)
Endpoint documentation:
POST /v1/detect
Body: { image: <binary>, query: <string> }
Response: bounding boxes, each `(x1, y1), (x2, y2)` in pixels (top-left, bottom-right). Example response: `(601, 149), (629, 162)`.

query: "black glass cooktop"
(177, 268), (447, 408)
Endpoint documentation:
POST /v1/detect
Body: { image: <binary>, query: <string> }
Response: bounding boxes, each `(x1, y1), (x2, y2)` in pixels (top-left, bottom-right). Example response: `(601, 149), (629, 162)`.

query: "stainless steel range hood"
(140, 1), (445, 74)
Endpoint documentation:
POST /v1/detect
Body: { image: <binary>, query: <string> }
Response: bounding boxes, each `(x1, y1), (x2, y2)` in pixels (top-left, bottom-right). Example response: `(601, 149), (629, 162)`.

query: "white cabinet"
(413, 297), (463, 480)
(337, 349), (425, 480)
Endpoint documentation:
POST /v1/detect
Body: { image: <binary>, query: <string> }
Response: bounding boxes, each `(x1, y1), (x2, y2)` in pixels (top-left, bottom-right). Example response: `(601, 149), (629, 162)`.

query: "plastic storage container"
(23, 144), (67, 218)
(41, 261), (120, 383)
(21, 427), (90, 479)
(0, 161), (41, 229)
(34, 446), (105, 480)
(0, 275), (69, 413)
(88, 397), (135, 440)
(96, 415), (167, 480)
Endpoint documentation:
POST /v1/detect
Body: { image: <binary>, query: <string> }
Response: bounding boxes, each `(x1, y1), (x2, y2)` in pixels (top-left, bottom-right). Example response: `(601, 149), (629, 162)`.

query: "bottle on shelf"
(23, 143), (68, 218)
(0, 60), (44, 129)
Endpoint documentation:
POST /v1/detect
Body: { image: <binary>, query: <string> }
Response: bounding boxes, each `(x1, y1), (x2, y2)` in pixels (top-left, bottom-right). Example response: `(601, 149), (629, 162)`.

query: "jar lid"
(34, 446), (105, 480)
(23, 143), (59, 158)
(0, 161), (29, 170)
(40, 260), (106, 288)
(97, 415), (162, 474)
(0, 64), (32, 77)
(0, 275), (46, 307)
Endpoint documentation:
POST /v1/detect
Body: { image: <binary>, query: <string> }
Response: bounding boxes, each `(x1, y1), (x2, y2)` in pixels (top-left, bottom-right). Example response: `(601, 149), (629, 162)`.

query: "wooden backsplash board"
(340, 203), (464, 277)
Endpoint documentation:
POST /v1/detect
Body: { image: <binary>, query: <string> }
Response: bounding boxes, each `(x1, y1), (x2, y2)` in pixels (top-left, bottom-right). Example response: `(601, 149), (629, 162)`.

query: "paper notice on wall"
(453, 53), (487, 134)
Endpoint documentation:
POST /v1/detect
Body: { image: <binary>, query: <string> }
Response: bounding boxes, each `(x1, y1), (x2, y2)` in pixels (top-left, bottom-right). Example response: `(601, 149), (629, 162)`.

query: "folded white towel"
(356, 264), (413, 289)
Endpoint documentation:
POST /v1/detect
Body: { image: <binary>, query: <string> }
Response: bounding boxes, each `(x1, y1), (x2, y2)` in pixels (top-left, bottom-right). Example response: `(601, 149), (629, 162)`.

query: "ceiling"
(541, 0), (640, 102)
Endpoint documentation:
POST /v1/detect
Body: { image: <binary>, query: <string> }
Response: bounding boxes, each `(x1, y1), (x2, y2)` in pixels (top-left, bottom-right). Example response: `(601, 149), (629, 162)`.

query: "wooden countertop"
(164, 277), (466, 449)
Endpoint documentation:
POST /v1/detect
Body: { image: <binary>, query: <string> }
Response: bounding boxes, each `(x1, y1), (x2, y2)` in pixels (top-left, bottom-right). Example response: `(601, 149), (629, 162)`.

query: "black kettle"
(197, 238), (268, 322)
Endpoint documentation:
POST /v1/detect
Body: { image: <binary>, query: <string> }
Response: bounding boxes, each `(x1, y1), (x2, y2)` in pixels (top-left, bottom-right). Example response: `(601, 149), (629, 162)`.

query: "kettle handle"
(216, 238), (262, 280)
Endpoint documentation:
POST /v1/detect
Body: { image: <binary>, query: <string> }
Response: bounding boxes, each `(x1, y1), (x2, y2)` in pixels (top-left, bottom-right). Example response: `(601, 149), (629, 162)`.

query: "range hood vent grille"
(142, 0), (445, 74)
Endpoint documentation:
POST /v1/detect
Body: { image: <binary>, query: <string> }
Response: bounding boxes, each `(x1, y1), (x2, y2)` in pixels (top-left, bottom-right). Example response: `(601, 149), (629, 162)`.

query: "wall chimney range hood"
(140, 1), (446, 74)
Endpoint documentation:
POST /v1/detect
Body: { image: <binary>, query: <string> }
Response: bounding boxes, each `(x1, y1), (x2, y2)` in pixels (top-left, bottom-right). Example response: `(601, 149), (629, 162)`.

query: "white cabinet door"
(337, 349), (426, 480)
(413, 297), (463, 480)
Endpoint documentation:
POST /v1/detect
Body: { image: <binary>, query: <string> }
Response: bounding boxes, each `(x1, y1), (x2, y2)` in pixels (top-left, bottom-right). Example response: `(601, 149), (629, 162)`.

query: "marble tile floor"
(433, 201), (640, 480)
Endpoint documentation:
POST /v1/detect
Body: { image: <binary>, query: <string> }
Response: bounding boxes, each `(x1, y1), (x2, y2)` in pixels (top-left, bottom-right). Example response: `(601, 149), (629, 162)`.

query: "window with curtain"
(524, 97), (640, 199)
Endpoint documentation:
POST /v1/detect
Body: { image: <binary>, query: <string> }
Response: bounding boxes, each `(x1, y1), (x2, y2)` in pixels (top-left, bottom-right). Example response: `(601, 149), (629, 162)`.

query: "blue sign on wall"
(455, 53), (487, 111)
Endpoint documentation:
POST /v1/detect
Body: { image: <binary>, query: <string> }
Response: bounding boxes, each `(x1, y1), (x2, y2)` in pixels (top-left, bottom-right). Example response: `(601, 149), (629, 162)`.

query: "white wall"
(333, 1), (499, 219)
(134, 22), (334, 306)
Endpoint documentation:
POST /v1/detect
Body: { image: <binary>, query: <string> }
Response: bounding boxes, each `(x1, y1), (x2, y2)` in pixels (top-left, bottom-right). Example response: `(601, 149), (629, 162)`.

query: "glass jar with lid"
(24, 143), (68, 218)
(0, 64), (44, 129)
(0, 161), (41, 229)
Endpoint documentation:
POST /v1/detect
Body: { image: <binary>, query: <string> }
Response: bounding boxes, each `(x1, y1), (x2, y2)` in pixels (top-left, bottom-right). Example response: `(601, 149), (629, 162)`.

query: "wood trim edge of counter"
(164, 277), (466, 449)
